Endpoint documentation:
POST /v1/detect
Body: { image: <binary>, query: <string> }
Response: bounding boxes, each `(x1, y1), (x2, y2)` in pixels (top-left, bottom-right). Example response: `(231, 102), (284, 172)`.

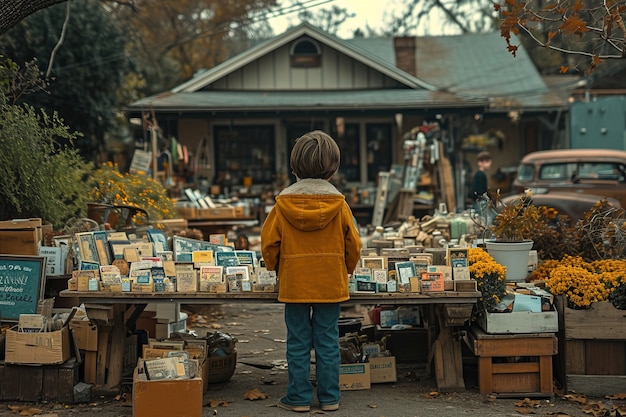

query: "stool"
(468, 325), (557, 397)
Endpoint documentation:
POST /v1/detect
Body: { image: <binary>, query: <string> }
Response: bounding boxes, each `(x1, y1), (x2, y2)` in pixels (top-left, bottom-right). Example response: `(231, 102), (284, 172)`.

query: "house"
(126, 23), (580, 216)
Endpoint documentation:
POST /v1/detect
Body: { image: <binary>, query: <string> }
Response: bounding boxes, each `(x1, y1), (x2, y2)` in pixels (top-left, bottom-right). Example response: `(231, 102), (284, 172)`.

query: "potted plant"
(468, 247), (507, 315)
(476, 190), (540, 281)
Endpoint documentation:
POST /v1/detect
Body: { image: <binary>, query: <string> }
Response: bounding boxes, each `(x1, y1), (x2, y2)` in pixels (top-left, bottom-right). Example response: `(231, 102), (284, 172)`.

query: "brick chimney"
(394, 36), (416, 76)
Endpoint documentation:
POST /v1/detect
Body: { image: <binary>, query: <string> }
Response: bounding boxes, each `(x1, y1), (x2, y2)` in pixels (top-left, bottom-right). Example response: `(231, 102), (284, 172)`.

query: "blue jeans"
(283, 303), (341, 407)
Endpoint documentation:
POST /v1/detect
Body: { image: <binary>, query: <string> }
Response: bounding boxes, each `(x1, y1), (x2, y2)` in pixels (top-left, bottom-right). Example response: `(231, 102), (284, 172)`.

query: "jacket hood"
(275, 179), (345, 232)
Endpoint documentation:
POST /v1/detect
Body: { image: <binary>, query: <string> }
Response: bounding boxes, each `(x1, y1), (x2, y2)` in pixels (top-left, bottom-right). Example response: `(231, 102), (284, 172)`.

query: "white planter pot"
(484, 240), (533, 282)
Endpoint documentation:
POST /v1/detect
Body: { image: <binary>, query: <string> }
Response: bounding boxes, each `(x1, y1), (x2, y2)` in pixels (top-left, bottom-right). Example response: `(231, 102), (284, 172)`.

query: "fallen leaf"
(208, 399), (230, 408)
(368, 404), (378, 408)
(428, 391), (440, 398)
(563, 393), (587, 404)
(274, 339), (286, 343)
(210, 323), (222, 329)
(516, 398), (542, 408)
(516, 407), (536, 414)
(244, 388), (268, 400)
(607, 393), (626, 400)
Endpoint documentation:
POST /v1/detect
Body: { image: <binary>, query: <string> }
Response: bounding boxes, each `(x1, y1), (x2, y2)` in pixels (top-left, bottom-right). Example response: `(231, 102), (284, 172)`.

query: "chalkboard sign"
(0, 255), (46, 321)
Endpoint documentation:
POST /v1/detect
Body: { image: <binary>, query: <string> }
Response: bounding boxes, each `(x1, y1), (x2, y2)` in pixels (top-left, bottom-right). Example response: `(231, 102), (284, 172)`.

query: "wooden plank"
(492, 362), (540, 374)
(106, 307), (125, 389)
(96, 326), (112, 386)
(539, 355), (553, 393)
(562, 300), (626, 340)
(19, 365), (42, 402)
(567, 374), (626, 397)
(84, 351), (97, 384)
(433, 316), (465, 391)
(437, 142), (455, 213)
(477, 357), (493, 394)
(473, 336), (556, 357)
(493, 373), (540, 393)
(58, 359), (78, 403)
(565, 339), (585, 374)
(585, 340), (626, 375)
(42, 365), (58, 402)
(3, 365), (20, 400)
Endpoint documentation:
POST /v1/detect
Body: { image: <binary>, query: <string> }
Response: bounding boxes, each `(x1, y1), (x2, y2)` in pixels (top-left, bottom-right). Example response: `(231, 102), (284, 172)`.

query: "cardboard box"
(339, 363), (371, 390)
(0, 229), (39, 255)
(5, 326), (71, 365)
(69, 319), (98, 351)
(133, 364), (203, 417)
(369, 356), (397, 383)
(0, 218), (42, 229)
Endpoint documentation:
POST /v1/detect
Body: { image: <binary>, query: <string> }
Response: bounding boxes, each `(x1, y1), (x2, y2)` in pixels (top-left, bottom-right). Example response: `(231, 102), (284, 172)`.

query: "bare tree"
(499, 0), (626, 72)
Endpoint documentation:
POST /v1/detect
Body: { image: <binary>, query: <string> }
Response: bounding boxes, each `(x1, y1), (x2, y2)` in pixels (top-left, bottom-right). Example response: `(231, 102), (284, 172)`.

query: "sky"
(265, 0), (452, 38)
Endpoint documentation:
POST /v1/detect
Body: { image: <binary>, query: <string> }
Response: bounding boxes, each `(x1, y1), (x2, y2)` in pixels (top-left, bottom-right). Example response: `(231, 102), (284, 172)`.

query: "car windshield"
(517, 164), (535, 181)
(539, 162), (626, 181)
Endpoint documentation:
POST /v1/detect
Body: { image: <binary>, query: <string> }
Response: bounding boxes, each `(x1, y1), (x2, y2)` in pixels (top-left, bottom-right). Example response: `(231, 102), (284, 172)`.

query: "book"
(144, 357), (185, 380)
(225, 265), (250, 281)
(199, 265), (224, 291)
(235, 250), (257, 269)
(216, 251), (240, 267)
(176, 266), (197, 292)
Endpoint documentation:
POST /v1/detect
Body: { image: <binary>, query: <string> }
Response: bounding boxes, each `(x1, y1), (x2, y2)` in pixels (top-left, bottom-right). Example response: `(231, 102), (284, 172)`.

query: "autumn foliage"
(496, 0), (626, 72)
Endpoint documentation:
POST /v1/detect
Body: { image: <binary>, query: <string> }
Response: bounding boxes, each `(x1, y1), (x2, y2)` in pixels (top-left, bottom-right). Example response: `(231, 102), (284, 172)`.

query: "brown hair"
(476, 151), (493, 162)
(290, 130), (340, 180)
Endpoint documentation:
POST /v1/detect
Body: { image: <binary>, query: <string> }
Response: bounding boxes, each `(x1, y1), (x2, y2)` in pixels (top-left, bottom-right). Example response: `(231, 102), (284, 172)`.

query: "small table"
(467, 325), (557, 397)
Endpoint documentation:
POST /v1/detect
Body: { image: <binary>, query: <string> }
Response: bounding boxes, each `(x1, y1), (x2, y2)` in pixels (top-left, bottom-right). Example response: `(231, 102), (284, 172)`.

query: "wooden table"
(60, 290), (479, 392)
(186, 217), (258, 239)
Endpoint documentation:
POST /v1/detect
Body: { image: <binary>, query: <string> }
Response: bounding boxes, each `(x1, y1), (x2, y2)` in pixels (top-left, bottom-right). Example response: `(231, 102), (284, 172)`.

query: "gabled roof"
(172, 22), (436, 93)
(129, 89), (487, 113)
(348, 33), (582, 112)
(128, 25), (577, 114)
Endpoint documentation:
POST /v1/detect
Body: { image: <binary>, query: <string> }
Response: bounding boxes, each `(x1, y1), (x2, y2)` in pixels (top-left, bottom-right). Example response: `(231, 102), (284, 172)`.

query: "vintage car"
(509, 148), (626, 220)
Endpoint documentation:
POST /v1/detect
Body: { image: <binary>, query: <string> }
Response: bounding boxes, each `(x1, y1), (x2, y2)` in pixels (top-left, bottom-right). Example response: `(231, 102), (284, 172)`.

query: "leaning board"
(0, 255), (46, 320)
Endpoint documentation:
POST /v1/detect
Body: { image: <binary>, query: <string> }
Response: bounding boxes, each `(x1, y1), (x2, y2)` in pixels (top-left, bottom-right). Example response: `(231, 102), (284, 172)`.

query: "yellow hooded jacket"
(261, 179), (362, 303)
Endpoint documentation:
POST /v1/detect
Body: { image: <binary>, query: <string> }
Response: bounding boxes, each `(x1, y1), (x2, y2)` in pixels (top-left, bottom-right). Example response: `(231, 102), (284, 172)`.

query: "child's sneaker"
(277, 398), (310, 412)
(320, 403), (339, 411)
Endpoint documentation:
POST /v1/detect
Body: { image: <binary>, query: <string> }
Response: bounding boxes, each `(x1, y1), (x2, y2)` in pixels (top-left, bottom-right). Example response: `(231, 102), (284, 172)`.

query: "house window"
(214, 125), (275, 186)
(290, 37), (321, 67)
(334, 123), (360, 182)
(366, 124), (392, 182)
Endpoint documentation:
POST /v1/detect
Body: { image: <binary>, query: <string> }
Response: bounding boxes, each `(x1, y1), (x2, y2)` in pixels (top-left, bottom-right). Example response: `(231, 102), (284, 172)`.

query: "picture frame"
(93, 231), (112, 266)
(235, 250), (257, 269)
(372, 268), (388, 284)
(147, 229), (169, 253)
(216, 251), (240, 267)
(361, 256), (386, 270)
(395, 261), (417, 285)
(199, 265), (224, 290)
(76, 232), (99, 264)
(225, 265), (250, 281)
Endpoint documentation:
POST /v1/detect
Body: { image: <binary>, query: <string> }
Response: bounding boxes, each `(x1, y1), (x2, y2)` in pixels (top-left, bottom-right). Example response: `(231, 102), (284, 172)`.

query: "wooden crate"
(468, 325), (557, 397)
(0, 358), (79, 403)
(554, 295), (626, 396)
(477, 310), (558, 334)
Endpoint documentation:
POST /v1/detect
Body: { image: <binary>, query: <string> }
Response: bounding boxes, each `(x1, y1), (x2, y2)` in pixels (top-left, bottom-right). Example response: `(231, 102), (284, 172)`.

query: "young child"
(471, 151), (493, 202)
(261, 130), (362, 413)
(470, 150), (495, 223)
